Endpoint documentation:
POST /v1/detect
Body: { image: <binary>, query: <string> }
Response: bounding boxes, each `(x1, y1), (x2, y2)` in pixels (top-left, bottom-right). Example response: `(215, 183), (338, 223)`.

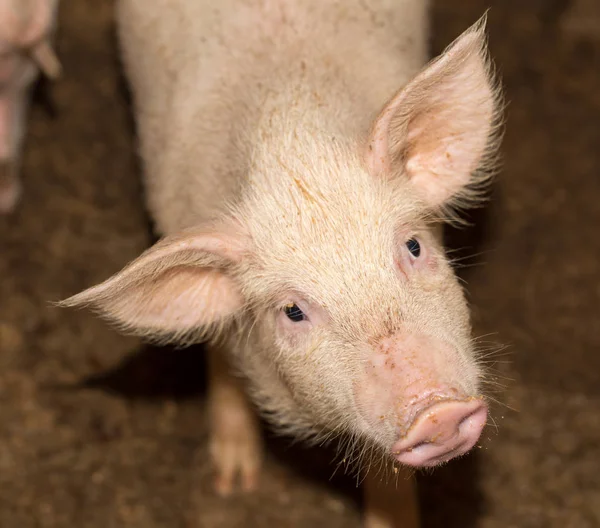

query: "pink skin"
(0, 0), (60, 213)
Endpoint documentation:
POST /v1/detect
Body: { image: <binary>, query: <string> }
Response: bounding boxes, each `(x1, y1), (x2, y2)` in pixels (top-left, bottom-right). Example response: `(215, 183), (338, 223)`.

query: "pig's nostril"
(458, 411), (478, 432)
(406, 440), (430, 452)
(457, 404), (488, 437)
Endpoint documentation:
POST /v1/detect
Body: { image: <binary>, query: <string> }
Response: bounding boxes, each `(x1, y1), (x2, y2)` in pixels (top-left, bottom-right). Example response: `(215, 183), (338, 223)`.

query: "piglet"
(0, 0), (61, 213)
(61, 2), (503, 526)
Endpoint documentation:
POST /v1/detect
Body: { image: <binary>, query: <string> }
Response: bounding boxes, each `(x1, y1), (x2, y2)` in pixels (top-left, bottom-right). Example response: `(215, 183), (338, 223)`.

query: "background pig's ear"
(365, 15), (503, 215)
(58, 224), (248, 344)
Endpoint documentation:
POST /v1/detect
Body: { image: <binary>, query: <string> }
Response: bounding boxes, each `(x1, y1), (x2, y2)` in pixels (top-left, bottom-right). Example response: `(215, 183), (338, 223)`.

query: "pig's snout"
(391, 398), (487, 467)
(354, 331), (486, 467)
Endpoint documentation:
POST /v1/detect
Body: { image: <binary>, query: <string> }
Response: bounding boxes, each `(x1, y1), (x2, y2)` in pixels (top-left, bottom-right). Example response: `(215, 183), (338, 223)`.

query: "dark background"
(1, 0), (599, 526)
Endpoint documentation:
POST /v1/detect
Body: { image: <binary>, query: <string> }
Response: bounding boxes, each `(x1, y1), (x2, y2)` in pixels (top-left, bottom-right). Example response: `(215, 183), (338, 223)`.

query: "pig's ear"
(58, 225), (248, 344)
(365, 16), (502, 214)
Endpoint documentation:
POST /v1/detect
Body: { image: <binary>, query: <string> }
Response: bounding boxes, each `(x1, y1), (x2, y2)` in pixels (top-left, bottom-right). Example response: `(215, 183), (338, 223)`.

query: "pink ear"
(60, 225), (249, 343)
(365, 16), (501, 209)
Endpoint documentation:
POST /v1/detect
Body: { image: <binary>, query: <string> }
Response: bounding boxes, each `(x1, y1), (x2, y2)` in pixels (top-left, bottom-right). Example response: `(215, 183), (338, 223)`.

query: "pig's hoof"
(0, 176), (21, 214)
(209, 423), (262, 496)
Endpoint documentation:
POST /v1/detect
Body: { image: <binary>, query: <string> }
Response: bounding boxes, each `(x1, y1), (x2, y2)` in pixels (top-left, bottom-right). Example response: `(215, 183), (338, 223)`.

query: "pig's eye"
(406, 238), (421, 258)
(284, 303), (306, 322)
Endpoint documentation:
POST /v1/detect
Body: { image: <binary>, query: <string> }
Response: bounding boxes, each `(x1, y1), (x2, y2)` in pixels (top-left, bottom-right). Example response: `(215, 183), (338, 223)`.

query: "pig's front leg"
(207, 344), (263, 496)
(363, 466), (420, 528)
(0, 84), (34, 213)
(0, 111), (21, 212)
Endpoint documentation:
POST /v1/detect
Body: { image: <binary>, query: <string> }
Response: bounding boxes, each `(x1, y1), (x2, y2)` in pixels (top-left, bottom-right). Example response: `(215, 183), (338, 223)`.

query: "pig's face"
(233, 143), (484, 466)
(62, 20), (501, 469)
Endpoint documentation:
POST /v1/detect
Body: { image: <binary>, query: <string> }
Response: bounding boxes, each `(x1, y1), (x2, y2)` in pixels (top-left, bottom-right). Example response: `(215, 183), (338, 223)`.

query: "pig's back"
(116, 0), (429, 234)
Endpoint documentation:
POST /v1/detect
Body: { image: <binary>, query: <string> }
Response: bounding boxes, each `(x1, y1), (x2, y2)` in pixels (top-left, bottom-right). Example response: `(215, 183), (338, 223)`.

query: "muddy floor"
(1, 0), (599, 527)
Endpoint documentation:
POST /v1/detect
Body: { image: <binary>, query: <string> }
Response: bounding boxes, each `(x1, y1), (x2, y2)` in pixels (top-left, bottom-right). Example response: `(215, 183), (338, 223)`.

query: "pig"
(60, 1), (502, 526)
(0, 0), (61, 213)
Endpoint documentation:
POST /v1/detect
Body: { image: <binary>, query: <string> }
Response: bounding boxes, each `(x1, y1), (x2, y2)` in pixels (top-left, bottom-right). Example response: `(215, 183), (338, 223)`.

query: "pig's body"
(0, 0), (61, 213)
(66, 1), (502, 526)
(116, 0), (428, 234)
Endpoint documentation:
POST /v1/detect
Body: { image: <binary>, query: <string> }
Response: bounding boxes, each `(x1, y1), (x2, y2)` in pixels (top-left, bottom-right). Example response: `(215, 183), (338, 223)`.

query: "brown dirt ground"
(1, 0), (599, 527)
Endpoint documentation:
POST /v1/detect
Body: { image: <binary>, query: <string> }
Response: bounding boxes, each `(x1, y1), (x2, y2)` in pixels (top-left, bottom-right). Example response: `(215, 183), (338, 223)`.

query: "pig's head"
(61, 19), (502, 471)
